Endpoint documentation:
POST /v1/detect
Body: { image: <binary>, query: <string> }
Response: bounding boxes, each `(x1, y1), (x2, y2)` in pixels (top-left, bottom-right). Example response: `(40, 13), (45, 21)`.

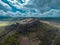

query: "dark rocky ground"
(0, 18), (60, 45)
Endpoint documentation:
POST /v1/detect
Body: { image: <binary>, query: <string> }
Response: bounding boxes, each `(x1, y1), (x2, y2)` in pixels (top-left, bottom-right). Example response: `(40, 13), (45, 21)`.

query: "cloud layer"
(0, 0), (60, 17)
(0, 9), (60, 17)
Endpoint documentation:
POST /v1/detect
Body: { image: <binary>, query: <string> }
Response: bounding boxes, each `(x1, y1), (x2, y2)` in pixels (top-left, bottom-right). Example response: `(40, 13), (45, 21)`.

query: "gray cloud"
(0, 0), (60, 17)
(25, 0), (60, 13)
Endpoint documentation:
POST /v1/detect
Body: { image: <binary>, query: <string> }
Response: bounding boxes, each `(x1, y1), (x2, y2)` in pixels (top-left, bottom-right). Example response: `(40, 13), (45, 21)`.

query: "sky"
(0, 0), (60, 17)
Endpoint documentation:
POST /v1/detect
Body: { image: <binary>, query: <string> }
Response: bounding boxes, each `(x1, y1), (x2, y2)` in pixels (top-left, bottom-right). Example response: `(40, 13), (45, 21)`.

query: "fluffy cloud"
(42, 9), (60, 17)
(26, 0), (60, 12)
(7, 0), (30, 9)
(0, 0), (11, 10)
(0, 8), (38, 17)
(0, 0), (60, 17)
(0, 0), (60, 12)
(0, 9), (60, 17)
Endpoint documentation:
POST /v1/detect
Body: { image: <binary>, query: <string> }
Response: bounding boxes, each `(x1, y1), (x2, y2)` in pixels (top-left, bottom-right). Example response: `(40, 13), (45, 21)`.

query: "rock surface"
(5, 18), (40, 33)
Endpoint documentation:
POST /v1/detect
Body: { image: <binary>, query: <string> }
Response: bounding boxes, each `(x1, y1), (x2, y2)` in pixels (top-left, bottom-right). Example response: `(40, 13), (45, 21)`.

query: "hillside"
(0, 18), (60, 45)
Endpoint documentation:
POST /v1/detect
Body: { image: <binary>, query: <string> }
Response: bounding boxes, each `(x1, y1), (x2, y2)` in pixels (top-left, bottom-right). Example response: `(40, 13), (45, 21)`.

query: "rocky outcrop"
(0, 18), (60, 45)
(5, 18), (40, 33)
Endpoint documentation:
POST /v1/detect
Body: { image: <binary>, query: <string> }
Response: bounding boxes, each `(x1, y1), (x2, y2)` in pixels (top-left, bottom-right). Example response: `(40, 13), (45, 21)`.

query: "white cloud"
(7, 0), (30, 9)
(0, 9), (60, 17)
(0, 0), (11, 10)
(40, 9), (60, 17)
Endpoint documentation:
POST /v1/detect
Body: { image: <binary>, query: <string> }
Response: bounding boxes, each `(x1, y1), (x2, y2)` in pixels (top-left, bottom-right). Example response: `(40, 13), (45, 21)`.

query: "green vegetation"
(0, 32), (20, 45)
(0, 19), (59, 45)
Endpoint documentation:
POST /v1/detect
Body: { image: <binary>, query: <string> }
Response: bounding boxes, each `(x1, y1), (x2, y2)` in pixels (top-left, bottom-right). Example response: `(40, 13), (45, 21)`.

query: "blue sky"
(0, 0), (60, 17)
